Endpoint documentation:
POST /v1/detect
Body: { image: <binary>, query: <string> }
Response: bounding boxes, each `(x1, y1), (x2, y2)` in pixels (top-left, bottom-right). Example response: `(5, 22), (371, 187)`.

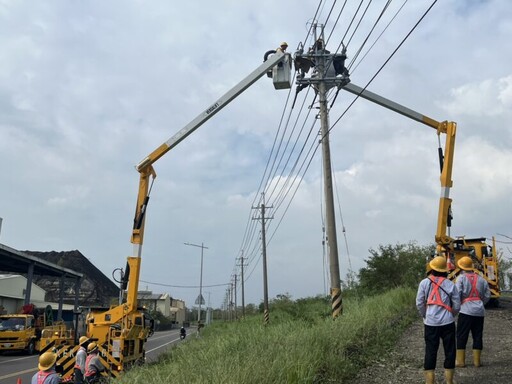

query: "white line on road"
(0, 367), (37, 380)
(0, 354), (37, 365)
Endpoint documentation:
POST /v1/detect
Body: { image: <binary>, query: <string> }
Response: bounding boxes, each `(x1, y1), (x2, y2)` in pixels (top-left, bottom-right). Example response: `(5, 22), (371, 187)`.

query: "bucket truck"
(54, 49), (292, 380)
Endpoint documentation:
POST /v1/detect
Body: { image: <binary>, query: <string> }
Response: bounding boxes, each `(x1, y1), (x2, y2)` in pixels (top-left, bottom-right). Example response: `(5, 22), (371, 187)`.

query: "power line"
(139, 279), (229, 289)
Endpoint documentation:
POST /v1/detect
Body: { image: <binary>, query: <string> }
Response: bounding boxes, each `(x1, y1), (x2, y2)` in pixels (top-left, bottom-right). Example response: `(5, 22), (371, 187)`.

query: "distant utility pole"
(229, 281), (234, 321)
(237, 252), (247, 318)
(253, 193), (273, 325)
(184, 242), (208, 323)
(232, 273), (238, 320)
(294, 24), (350, 319)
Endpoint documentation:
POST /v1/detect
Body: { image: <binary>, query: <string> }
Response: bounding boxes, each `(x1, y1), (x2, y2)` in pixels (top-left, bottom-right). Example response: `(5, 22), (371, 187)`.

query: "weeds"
(118, 287), (417, 383)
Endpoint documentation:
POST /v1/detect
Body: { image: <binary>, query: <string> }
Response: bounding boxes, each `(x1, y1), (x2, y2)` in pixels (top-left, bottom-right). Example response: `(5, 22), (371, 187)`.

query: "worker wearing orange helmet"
(31, 352), (61, 384)
(416, 256), (461, 384)
(455, 255), (491, 368)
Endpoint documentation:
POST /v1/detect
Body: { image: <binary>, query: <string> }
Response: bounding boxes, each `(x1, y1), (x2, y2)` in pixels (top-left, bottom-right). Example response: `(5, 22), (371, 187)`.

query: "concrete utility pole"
(232, 273), (238, 320)
(229, 281), (234, 320)
(237, 253), (247, 318)
(253, 193), (273, 325)
(184, 242), (208, 323)
(294, 24), (350, 319)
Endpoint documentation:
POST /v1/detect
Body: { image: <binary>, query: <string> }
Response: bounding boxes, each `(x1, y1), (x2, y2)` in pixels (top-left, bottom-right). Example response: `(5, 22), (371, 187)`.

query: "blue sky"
(1, 0), (511, 308)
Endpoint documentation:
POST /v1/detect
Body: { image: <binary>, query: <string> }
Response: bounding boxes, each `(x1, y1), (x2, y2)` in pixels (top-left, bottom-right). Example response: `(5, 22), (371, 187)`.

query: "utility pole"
(294, 24), (350, 319)
(253, 193), (273, 325)
(237, 253), (247, 318)
(184, 242), (208, 323)
(229, 281), (234, 321)
(232, 274), (238, 320)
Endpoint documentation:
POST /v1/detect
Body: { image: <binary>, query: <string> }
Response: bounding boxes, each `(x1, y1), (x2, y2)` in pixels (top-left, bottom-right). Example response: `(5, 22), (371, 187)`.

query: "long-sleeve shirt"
(416, 275), (460, 326)
(456, 271), (491, 317)
(85, 354), (105, 377)
(76, 347), (87, 373)
(31, 370), (61, 384)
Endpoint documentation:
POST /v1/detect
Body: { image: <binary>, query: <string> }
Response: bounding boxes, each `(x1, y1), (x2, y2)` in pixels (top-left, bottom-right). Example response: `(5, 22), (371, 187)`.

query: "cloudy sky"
(1, 0), (511, 309)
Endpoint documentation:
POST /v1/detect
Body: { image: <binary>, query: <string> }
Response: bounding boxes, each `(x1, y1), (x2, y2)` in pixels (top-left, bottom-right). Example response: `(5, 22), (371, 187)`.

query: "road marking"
(146, 331), (196, 353)
(0, 355), (37, 365)
(146, 337), (180, 353)
(0, 367), (37, 380)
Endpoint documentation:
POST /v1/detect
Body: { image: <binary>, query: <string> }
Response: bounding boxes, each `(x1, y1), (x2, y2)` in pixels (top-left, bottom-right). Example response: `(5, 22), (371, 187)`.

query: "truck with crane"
(292, 40), (499, 301)
(53, 48), (293, 380)
(0, 304), (74, 355)
(337, 82), (500, 299)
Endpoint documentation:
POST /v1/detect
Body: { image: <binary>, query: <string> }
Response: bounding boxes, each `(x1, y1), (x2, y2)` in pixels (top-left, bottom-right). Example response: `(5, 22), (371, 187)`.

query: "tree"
(358, 242), (433, 295)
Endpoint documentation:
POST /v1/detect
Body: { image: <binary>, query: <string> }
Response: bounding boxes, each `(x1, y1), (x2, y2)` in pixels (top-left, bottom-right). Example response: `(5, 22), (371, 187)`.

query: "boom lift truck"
(55, 49), (292, 380)
(337, 82), (500, 299)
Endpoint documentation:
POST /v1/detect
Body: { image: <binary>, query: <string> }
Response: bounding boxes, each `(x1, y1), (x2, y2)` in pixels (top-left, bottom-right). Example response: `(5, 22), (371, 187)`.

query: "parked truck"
(0, 304), (74, 354)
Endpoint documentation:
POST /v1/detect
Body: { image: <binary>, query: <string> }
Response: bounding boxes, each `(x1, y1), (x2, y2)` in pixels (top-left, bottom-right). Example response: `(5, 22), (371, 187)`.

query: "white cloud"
(441, 76), (512, 117)
(1, 0), (511, 308)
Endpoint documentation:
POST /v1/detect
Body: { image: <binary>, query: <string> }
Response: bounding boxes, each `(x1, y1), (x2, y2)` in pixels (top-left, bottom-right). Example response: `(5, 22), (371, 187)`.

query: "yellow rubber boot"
(473, 349), (482, 367)
(444, 369), (455, 384)
(424, 370), (435, 384)
(455, 349), (466, 367)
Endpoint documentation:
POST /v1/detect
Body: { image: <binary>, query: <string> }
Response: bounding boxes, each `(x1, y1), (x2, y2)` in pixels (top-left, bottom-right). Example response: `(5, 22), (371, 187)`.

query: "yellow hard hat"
(79, 336), (89, 345)
(458, 256), (474, 271)
(38, 351), (57, 371)
(87, 342), (98, 353)
(280, 42), (288, 47)
(429, 256), (448, 273)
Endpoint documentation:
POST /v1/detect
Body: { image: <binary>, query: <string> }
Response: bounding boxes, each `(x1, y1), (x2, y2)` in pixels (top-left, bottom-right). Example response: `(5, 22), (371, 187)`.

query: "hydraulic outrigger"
(338, 82), (500, 299)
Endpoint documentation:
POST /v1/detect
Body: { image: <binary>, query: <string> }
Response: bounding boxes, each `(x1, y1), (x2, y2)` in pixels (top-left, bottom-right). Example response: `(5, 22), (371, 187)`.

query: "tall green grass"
(118, 287), (417, 383)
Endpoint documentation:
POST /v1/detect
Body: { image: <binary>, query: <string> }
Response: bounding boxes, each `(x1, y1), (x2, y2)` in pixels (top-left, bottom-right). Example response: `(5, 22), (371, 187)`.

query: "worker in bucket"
(455, 255), (491, 368)
(31, 351), (61, 384)
(74, 336), (89, 383)
(84, 343), (105, 383)
(276, 41), (288, 53)
(416, 256), (461, 384)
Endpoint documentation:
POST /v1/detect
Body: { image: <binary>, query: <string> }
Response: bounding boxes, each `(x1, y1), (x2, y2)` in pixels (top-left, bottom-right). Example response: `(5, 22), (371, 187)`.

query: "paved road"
(0, 328), (193, 384)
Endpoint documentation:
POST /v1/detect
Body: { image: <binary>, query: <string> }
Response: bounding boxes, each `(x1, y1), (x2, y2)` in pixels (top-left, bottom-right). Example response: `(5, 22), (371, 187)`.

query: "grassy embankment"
(119, 287), (417, 383)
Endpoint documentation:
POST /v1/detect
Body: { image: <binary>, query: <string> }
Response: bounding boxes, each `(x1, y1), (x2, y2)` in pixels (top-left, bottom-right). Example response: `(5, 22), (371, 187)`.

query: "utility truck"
(0, 304), (73, 355)
(336, 82), (500, 299)
(55, 48), (293, 380)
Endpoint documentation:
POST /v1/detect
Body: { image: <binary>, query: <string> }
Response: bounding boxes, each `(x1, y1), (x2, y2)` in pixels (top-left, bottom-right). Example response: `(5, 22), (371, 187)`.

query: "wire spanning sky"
(1, 1), (511, 308)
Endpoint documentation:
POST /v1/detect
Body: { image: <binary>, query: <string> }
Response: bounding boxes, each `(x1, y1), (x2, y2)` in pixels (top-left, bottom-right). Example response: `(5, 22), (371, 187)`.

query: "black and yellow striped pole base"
(331, 287), (343, 319)
(263, 309), (270, 325)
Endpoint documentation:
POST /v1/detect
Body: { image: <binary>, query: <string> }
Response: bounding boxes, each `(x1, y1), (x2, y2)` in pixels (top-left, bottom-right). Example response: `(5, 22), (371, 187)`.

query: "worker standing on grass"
(455, 256), (491, 368)
(74, 336), (89, 383)
(84, 343), (105, 383)
(416, 256), (461, 384)
(31, 352), (61, 384)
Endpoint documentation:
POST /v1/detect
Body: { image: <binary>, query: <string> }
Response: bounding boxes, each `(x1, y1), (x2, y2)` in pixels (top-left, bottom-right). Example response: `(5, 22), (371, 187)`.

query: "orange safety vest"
(84, 354), (97, 377)
(427, 276), (453, 313)
(36, 371), (57, 384)
(462, 273), (481, 304)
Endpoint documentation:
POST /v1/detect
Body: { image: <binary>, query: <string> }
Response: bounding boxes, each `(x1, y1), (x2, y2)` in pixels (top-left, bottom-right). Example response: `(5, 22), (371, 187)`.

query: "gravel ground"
(347, 296), (512, 384)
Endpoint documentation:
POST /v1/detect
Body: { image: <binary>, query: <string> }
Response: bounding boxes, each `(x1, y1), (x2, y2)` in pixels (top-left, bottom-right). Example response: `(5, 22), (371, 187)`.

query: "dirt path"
(348, 296), (512, 383)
